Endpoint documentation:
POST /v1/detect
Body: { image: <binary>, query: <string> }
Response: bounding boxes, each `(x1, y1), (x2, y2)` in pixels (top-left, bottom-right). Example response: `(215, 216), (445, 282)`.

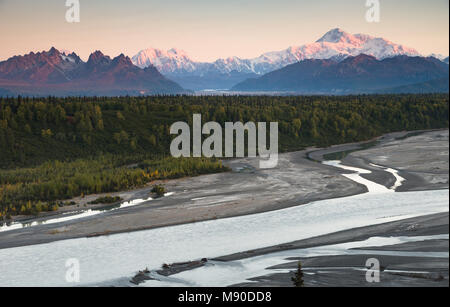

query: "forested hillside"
(0, 94), (448, 218)
(1, 94), (448, 167)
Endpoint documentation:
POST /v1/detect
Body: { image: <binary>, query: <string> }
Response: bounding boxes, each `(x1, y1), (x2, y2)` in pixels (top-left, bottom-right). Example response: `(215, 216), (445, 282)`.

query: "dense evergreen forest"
(0, 94), (448, 219)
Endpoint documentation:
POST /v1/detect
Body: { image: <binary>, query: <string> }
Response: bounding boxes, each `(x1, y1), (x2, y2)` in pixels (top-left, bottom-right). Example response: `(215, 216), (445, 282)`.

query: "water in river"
(0, 161), (447, 286)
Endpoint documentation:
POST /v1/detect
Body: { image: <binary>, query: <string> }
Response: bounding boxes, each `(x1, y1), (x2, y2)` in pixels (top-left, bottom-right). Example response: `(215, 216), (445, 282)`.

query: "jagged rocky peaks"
(0, 48), (186, 96)
(87, 50), (110, 64)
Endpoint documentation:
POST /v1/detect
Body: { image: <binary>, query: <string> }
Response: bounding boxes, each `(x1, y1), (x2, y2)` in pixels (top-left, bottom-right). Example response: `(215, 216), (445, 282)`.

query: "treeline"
(0, 94), (448, 167)
(0, 155), (227, 218)
(0, 94), (448, 218)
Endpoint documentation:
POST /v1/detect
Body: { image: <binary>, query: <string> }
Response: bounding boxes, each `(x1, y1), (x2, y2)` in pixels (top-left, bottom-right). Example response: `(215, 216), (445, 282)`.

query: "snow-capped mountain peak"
(316, 28), (356, 44)
(132, 47), (197, 73)
(428, 53), (449, 61)
(131, 28), (423, 76)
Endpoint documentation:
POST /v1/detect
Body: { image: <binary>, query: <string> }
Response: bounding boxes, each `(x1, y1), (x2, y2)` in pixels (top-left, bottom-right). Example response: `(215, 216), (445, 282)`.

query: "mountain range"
(0, 28), (448, 96)
(0, 48), (185, 96)
(132, 28), (425, 90)
(232, 54), (449, 94)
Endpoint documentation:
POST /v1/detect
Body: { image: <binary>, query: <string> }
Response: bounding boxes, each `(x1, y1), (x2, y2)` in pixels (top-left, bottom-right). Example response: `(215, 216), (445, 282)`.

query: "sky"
(0, 0), (448, 62)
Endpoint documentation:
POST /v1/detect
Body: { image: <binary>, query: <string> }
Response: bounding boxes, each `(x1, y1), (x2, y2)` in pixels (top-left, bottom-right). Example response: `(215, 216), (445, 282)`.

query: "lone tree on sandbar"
(291, 261), (305, 287)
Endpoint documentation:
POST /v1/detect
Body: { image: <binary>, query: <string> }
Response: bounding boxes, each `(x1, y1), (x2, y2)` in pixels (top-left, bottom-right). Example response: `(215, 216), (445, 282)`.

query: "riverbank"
(229, 212), (449, 287)
(0, 128), (448, 286)
(309, 129), (449, 192)
(123, 138), (448, 287)
(0, 147), (365, 249)
(0, 129), (447, 250)
(132, 212), (448, 287)
(1, 181), (447, 286)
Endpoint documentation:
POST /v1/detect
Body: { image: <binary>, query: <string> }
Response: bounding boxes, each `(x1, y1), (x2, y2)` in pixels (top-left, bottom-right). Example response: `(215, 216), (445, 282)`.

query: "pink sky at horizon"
(0, 0), (448, 62)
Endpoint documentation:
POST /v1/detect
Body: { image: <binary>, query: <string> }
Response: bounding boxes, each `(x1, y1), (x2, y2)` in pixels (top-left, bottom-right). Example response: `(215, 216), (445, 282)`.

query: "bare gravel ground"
(0, 146), (365, 249)
(1, 129), (447, 287)
(347, 129), (449, 191)
(221, 129), (449, 287)
(228, 213), (449, 287)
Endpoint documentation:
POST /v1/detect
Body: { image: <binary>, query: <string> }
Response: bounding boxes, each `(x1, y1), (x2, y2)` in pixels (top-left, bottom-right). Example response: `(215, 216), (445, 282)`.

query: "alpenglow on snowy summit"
(131, 28), (422, 90)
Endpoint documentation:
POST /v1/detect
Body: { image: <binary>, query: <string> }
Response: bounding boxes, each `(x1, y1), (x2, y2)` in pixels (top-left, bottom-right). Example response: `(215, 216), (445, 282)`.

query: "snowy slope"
(132, 48), (197, 73)
(132, 28), (422, 76)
